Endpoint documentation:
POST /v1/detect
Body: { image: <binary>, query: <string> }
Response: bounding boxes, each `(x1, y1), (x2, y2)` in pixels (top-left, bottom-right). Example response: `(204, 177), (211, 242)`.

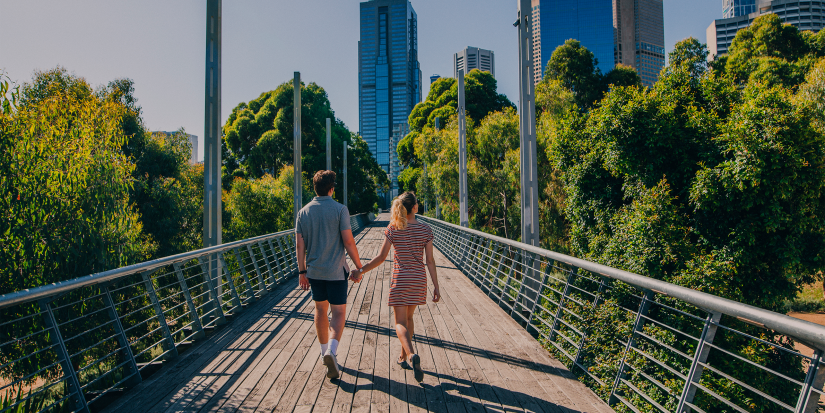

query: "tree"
(0, 68), (148, 295)
(725, 14), (814, 88)
(544, 39), (604, 108)
(668, 37), (709, 78)
(407, 70), (513, 133)
(223, 80), (388, 213)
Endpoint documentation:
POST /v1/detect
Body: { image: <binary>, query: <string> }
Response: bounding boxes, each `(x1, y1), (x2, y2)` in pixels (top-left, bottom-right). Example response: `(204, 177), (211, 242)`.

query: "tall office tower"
(430, 74), (441, 84)
(708, 1), (824, 57)
(454, 47), (496, 78)
(359, 0), (422, 207)
(531, 0), (665, 87)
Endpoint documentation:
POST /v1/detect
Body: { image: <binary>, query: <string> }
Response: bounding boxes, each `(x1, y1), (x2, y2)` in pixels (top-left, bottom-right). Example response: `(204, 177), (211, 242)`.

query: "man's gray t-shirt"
(295, 196), (352, 281)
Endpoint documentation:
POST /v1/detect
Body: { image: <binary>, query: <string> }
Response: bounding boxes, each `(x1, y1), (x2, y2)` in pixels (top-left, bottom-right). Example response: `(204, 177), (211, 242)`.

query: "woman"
(356, 192), (440, 382)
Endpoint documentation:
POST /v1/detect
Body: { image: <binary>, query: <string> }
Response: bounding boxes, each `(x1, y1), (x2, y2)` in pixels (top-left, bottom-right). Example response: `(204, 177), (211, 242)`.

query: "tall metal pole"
(458, 69), (469, 227)
(326, 118), (332, 170)
(293, 72), (302, 222)
(204, 0), (222, 300)
(517, 0), (539, 247)
(343, 142), (348, 207)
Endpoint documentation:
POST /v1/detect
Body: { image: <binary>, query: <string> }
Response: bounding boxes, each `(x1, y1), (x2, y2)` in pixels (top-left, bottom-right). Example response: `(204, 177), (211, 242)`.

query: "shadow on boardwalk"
(103, 215), (613, 413)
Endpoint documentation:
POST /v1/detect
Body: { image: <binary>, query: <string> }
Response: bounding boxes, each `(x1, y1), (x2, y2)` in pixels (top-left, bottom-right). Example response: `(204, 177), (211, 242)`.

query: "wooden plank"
(308, 227), (383, 413)
(434, 248), (613, 413)
(370, 248), (392, 413)
(104, 280), (300, 413)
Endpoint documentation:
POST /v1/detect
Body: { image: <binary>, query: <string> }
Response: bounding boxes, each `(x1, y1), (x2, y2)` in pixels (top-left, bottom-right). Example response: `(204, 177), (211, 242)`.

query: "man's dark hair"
(313, 170), (336, 196)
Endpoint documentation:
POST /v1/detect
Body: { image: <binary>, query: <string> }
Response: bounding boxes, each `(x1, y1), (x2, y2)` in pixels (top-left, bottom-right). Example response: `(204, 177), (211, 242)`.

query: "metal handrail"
(418, 216), (825, 350)
(0, 213), (374, 413)
(418, 215), (825, 413)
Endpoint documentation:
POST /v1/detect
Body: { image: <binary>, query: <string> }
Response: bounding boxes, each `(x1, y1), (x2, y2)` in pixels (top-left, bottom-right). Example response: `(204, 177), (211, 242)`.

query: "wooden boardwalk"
(104, 216), (613, 413)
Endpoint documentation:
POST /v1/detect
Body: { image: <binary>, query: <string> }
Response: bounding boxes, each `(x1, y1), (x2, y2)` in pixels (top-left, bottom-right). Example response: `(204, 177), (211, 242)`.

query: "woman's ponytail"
(389, 192), (417, 230)
(390, 198), (408, 230)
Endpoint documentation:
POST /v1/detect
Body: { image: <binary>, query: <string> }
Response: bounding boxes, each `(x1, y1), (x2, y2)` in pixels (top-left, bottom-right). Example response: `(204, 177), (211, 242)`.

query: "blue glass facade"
(538, 0), (615, 75)
(723, 0), (757, 18)
(359, 0), (421, 178)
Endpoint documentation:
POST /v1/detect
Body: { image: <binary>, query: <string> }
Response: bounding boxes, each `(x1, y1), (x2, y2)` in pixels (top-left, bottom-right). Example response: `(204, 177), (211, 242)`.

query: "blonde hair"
(390, 192), (417, 230)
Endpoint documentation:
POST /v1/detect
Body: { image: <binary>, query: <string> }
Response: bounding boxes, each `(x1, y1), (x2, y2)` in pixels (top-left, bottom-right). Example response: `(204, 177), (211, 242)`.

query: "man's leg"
(329, 304), (347, 343)
(314, 300), (330, 352)
(322, 280), (348, 379)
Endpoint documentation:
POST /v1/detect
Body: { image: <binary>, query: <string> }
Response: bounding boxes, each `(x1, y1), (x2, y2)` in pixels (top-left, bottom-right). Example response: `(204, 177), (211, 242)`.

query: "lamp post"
(326, 118), (331, 170)
(516, 0), (539, 248)
(203, 0), (222, 302)
(294, 72), (302, 223)
(458, 69), (468, 228)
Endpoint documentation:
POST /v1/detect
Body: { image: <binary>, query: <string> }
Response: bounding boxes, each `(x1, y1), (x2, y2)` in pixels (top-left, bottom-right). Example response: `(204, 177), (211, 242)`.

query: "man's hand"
(299, 273), (310, 290)
(349, 268), (363, 283)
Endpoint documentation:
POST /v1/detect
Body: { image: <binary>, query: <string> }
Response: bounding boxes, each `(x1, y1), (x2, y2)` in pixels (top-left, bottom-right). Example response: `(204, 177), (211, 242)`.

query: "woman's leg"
(393, 306), (416, 363)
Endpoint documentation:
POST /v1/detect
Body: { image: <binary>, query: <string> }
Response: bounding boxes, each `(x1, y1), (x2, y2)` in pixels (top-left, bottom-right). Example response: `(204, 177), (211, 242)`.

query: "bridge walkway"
(103, 215), (613, 413)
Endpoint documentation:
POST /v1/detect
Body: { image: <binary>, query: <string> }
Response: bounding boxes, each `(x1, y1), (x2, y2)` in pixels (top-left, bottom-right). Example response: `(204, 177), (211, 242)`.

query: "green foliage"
(225, 167), (303, 241)
(397, 166), (421, 193)
(407, 70), (513, 133)
(668, 37), (709, 77)
(0, 68), (148, 295)
(222, 80), (387, 214)
(397, 131), (420, 168)
(724, 14), (820, 89)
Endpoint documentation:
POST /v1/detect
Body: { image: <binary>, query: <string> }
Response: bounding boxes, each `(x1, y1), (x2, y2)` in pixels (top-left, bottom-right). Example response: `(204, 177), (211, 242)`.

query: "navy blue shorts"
(308, 269), (349, 305)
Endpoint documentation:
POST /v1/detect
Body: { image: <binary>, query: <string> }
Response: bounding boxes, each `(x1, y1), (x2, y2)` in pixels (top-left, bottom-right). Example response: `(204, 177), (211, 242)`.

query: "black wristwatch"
(298, 270), (307, 275)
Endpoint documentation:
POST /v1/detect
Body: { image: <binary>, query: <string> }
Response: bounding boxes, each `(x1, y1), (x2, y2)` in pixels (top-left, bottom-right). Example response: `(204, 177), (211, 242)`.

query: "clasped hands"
(349, 266), (364, 283)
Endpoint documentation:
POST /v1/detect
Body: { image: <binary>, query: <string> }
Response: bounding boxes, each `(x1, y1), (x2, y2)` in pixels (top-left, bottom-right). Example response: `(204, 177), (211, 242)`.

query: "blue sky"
(1, 0), (720, 161)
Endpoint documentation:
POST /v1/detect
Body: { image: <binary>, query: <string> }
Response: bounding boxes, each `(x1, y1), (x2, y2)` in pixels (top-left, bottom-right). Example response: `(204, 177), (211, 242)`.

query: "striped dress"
(385, 221), (434, 307)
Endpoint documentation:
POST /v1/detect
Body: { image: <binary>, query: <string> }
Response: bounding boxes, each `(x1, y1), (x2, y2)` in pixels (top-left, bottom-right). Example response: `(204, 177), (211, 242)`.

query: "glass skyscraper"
(359, 0), (422, 206)
(531, 0), (665, 87)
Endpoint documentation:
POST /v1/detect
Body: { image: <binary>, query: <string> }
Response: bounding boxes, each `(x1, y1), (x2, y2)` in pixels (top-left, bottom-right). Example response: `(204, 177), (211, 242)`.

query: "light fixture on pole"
(458, 69), (468, 228)
(516, 0), (539, 248)
(293, 72), (302, 223)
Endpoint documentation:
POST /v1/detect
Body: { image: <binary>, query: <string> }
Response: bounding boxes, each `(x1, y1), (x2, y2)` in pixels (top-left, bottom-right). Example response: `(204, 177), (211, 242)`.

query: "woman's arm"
(355, 237), (392, 279)
(424, 241), (440, 302)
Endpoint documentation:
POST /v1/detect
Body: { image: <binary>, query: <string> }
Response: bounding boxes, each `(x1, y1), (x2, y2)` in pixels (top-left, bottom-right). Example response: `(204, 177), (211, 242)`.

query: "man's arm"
(342, 229), (362, 273)
(296, 233), (309, 290)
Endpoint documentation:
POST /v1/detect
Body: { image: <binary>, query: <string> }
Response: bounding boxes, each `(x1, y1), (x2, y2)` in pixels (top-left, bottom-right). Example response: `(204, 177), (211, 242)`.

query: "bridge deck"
(104, 216), (613, 413)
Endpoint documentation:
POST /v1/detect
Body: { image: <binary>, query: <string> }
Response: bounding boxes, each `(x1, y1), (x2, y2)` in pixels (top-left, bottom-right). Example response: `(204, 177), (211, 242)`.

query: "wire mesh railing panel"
(420, 216), (825, 413)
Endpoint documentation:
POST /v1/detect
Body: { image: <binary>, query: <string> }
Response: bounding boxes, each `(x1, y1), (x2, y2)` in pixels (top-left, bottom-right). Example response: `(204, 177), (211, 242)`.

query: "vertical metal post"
(258, 241), (275, 288)
(173, 263), (205, 340)
(218, 253), (243, 310)
(676, 310), (722, 413)
(458, 69), (469, 228)
(517, 0), (540, 248)
(343, 143), (348, 208)
(547, 268), (575, 340)
(140, 271), (178, 359)
(269, 238), (285, 280)
(197, 256), (227, 325)
(326, 118), (332, 171)
(610, 290), (657, 404)
(101, 285), (141, 387)
(527, 259), (552, 337)
(796, 349), (825, 413)
(294, 72), (302, 224)
(232, 248), (256, 302)
(204, 0), (223, 312)
(39, 300), (89, 413)
(245, 244), (266, 294)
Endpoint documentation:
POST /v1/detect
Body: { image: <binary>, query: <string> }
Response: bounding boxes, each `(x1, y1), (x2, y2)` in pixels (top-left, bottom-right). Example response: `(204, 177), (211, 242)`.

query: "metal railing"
(419, 216), (825, 413)
(0, 213), (372, 413)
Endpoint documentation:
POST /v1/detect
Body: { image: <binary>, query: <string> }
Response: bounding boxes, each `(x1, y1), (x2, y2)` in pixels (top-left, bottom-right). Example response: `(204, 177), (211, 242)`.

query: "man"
(296, 170), (363, 380)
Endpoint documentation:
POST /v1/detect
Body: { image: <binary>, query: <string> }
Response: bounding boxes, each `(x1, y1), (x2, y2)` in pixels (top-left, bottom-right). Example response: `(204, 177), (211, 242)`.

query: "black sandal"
(411, 354), (423, 382)
(396, 357), (410, 369)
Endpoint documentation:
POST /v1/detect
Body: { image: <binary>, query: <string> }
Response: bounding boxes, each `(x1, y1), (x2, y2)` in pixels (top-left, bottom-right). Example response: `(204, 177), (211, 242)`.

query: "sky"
(1, 0), (721, 162)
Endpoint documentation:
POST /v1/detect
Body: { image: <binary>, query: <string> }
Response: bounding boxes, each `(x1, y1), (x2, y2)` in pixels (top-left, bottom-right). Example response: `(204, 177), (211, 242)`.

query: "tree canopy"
(222, 80), (388, 214)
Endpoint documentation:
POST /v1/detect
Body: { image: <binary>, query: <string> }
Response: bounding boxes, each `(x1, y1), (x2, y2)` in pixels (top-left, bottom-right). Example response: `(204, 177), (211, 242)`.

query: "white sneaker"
(323, 350), (340, 379)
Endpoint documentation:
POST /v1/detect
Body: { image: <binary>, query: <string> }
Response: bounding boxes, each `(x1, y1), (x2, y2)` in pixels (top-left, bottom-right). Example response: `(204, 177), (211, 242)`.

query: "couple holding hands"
(295, 170), (440, 383)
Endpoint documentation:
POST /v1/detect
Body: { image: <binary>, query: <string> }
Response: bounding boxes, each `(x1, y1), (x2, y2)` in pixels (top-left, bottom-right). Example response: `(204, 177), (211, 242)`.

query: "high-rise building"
(708, 1), (824, 57)
(390, 122), (409, 200)
(531, 0), (665, 87)
(454, 47), (496, 78)
(430, 74), (441, 84)
(359, 0), (422, 207)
